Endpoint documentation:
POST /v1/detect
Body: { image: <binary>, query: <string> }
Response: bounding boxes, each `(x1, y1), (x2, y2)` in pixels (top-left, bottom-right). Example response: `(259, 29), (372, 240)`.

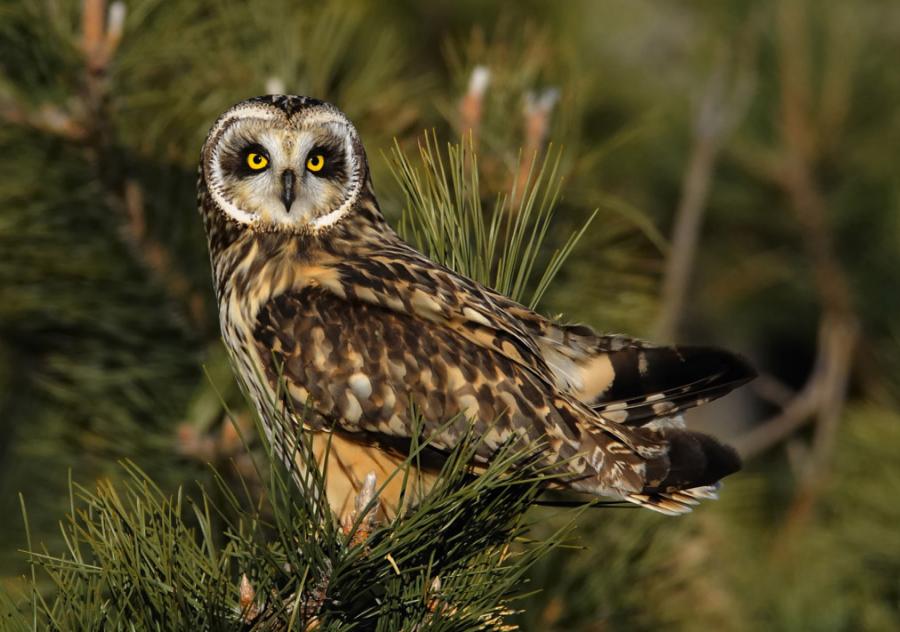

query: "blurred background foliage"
(0, 0), (898, 629)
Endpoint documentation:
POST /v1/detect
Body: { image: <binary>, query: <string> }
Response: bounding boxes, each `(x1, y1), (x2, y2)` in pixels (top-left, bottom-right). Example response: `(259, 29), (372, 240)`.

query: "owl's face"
(201, 96), (366, 233)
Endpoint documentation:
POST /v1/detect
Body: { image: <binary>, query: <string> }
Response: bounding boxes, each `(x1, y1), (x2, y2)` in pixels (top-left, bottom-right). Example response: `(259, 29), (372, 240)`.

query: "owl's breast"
(214, 240), (340, 425)
(219, 283), (278, 418)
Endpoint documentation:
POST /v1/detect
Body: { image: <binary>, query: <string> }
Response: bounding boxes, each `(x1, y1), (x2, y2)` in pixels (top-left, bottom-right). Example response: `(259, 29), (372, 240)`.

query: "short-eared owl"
(199, 95), (754, 520)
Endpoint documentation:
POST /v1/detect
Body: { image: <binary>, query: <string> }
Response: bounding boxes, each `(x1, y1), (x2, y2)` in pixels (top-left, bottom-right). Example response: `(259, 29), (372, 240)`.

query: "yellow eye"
(306, 153), (325, 172)
(246, 152), (268, 170)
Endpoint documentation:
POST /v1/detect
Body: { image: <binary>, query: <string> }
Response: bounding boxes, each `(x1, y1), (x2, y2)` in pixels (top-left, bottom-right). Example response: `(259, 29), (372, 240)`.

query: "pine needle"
(389, 133), (594, 309)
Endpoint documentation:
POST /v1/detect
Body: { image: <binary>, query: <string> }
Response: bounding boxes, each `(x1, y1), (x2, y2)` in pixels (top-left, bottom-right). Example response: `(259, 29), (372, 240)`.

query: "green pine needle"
(390, 132), (596, 309)
(2, 124), (602, 629)
(7, 393), (576, 630)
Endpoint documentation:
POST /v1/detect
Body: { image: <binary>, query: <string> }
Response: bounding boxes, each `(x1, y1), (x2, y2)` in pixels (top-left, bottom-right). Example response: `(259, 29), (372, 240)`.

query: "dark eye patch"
(306, 140), (347, 180)
(222, 142), (270, 177)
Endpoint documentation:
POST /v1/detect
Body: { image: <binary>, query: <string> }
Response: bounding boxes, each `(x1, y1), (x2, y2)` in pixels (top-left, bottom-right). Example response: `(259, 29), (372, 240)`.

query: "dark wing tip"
(593, 344), (757, 423)
(649, 429), (742, 493)
(674, 345), (757, 389)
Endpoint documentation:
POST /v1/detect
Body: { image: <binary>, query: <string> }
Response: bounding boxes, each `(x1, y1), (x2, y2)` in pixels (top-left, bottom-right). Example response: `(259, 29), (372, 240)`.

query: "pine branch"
(8, 397), (575, 630)
(655, 26), (758, 341)
(389, 134), (594, 310)
(4, 125), (598, 629)
(0, 0), (426, 577)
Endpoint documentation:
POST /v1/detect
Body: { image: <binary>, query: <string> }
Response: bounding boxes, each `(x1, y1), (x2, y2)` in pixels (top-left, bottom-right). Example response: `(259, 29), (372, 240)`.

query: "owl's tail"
(625, 427), (742, 515)
(554, 338), (754, 515)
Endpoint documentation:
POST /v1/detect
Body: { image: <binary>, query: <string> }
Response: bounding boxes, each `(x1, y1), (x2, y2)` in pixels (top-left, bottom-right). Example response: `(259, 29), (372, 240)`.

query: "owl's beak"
(281, 170), (296, 212)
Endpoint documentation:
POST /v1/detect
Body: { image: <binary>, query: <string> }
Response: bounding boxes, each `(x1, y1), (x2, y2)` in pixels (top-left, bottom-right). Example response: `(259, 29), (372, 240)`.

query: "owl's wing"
(322, 240), (555, 380)
(253, 284), (662, 499)
(252, 240), (744, 512)
(316, 238), (754, 429)
(483, 294), (756, 425)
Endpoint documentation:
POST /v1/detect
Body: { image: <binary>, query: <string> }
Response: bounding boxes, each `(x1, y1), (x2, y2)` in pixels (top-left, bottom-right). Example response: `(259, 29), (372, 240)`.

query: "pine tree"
(3, 1), (900, 630)
(4, 130), (594, 629)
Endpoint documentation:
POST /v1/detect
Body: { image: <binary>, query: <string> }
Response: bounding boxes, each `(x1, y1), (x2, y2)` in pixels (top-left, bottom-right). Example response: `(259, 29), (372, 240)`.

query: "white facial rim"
(303, 111), (363, 232)
(205, 104), (363, 233)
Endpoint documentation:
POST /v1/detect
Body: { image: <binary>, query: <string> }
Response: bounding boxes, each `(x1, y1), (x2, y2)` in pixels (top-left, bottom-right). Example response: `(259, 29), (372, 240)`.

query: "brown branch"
(511, 88), (558, 209)
(774, 0), (852, 317)
(735, 386), (819, 459)
(74, 1), (211, 332)
(655, 31), (757, 341)
(734, 317), (855, 459)
(458, 65), (490, 148)
(654, 115), (720, 342)
(0, 101), (88, 140)
(121, 179), (209, 329)
(733, 0), (860, 531)
(750, 372), (798, 409)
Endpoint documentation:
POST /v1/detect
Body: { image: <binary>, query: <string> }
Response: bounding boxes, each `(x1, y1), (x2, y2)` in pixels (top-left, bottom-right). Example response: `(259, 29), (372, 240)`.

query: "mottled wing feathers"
(332, 240), (552, 377)
(318, 239), (683, 456)
(429, 276), (755, 425)
(491, 304), (755, 426)
(249, 231), (748, 511)
(252, 285), (659, 497)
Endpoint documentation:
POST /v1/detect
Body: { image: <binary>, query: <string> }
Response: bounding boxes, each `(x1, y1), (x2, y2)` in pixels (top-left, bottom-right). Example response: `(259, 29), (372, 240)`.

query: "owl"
(198, 95), (754, 521)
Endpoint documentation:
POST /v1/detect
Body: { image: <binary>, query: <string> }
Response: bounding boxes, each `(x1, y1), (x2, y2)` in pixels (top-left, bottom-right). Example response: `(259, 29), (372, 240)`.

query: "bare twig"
(459, 65), (491, 147)
(340, 472), (378, 547)
(121, 179), (209, 328)
(734, 318), (855, 459)
(238, 574), (260, 622)
(654, 93), (721, 342)
(511, 88), (558, 208)
(750, 373), (798, 408)
(733, 1), (860, 529)
(0, 101), (88, 140)
(655, 34), (757, 341)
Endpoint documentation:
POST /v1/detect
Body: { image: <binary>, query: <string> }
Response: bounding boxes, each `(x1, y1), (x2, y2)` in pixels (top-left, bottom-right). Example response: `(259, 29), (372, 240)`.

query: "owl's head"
(200, 95), (367, 233)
